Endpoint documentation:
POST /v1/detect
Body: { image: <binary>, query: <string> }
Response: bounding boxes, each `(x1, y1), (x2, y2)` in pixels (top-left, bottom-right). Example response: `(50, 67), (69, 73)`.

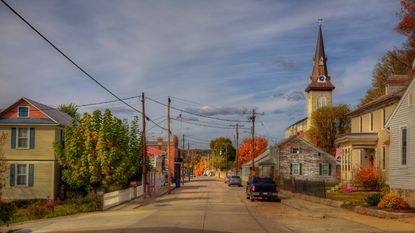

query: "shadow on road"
(45, 227), (233, 233)
(154, 197), (208, 204)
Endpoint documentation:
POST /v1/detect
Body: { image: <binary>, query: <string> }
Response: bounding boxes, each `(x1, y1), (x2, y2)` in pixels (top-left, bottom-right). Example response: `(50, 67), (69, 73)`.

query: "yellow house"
(0, 97), (72, 200)
(335, 75), (411, 185)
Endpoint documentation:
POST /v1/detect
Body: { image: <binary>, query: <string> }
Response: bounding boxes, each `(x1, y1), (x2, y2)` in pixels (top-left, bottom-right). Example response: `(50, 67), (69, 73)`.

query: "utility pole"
(225, 143), (228, 177)
(187, 141), (190, 182)
(246, 109), (263, 176)
(167, 97), (171, 194)
(230, 123), (243, 176)
(141, 92), (147, 199)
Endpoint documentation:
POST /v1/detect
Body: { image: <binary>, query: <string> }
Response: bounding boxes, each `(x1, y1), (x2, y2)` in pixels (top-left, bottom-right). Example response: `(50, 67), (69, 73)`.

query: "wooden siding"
(0, 125), (57, 161)
(389, 83), (415, 190)
(2, 162), (56, 200)
(0, 99), (49, 119)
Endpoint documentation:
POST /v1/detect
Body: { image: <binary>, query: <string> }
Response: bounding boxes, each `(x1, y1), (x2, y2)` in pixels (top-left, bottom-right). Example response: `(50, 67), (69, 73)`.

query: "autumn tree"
(360, 49), (413, 105)
(307, 104), (351, 155)
(237, 137), (268, 167)
(396, 0), (415, 55)
(209, 137), (235, 170)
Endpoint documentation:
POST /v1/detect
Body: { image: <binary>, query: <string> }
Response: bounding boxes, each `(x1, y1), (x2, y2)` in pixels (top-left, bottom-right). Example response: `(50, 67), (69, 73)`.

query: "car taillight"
(251, 185), (256, 192)
(275, 186), (279, 193)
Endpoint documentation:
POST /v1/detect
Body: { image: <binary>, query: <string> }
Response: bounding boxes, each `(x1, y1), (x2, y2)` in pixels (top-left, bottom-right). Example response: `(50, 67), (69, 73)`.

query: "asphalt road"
(4, 177), (412, 233)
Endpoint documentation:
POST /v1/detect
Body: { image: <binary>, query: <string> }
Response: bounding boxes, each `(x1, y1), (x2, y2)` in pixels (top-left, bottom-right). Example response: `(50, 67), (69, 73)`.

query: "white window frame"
(15, 163), (29, 186)
(291, 147), (301, 154)
(292, 163), (300, 175)
(18, 106), (29, 118)
(317, 96), (327, 109)
(321, 163), (329, 176)
(17, 128), (29, 149)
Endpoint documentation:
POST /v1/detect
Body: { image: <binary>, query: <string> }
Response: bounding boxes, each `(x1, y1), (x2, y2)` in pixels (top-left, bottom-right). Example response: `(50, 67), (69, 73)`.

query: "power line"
(146, 96), (249, 123)
(77, 96), (140, 108)
(173, 118), (238, 130)
(1, 0), (167, 132)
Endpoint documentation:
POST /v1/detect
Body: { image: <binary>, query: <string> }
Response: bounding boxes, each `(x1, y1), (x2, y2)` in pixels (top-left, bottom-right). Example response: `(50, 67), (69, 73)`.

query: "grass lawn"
(326, 191), (377, 208)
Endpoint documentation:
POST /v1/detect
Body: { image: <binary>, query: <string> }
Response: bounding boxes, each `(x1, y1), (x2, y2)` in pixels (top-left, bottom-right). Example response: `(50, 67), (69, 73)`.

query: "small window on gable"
(18, 106), (29, 118)
(291, 147), (301, 154)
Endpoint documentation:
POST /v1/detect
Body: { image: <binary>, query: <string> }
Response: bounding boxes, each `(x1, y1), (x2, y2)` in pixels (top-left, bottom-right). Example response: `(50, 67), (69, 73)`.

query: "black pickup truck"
(246, 176), (279, 202)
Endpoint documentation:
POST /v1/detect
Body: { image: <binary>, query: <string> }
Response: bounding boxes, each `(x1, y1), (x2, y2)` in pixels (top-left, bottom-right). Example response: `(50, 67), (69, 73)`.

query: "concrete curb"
(280, 190), (344, 208)
(354, 206), (415, 219)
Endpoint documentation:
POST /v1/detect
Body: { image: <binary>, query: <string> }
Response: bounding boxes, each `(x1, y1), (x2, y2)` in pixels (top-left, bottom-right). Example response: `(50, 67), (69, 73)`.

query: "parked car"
(224, 176), (230, 183)
(246, 176), (279, 202)
(228, 176), (242, 186)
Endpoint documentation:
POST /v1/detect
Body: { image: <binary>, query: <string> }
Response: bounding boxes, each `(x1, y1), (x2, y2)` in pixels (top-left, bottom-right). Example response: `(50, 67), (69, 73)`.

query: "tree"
(58, 103), (79, 119)
(396, 0), (415, 54)
(307, 104), (351, 155)
(360, 49), (413, 105)
(237, 137), (268, 167)
(54, 109), (142, 192)
(209, 137), (235, 170)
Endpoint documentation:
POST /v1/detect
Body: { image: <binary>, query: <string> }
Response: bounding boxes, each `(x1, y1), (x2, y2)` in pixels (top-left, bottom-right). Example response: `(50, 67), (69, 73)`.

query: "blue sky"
(0, 0), (406, 148)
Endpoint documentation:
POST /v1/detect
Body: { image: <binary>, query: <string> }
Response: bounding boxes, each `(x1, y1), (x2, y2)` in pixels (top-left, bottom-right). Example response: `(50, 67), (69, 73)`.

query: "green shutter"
(300, 163), (302, 175)
(319, 163), (322, 176)
(28, 164), (34, 187)
(10, 164), (15, 186)
(329, 163), (332, 176)
(11, 128), (16, 149)
(29, 128), (35, 149)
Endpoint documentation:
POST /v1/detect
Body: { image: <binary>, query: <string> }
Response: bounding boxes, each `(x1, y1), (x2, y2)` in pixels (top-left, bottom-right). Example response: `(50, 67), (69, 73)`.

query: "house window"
(370, 112), (374, 131)
(321, 163), (329, 175)
(18, 106), (29, 118)
(16, 164), (28, 186)
(292, 163), (301, 175)
(17, 128), (29, 148)
(401, 127), (407, 165)
(359, 116), (363, 132)
(382, 146), (386, 170)
(317, 96), (326, 108)
(291, 147), (301, 154)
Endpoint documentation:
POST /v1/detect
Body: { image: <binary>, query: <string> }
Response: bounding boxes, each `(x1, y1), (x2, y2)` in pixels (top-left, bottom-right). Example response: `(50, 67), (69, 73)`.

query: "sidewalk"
(279, 193), (415, 232)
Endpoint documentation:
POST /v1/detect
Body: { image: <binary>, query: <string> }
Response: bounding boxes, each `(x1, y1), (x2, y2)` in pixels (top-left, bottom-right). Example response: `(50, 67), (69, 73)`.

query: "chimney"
(385, 75), (411, 95)
(157, 137), (163, 145)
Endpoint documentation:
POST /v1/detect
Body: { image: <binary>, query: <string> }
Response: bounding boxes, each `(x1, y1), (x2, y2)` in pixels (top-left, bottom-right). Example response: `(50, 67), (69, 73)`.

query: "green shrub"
(0, 201), (16, 225)
(365, 192), (383, 206)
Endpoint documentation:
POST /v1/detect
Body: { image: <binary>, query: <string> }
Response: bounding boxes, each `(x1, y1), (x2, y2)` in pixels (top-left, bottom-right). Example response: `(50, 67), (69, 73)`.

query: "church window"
(317, 96), (326, 108)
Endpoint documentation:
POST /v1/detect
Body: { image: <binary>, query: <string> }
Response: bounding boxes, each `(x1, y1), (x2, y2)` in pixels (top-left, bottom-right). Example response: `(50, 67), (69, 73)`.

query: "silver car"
(228, 176), (242, 186)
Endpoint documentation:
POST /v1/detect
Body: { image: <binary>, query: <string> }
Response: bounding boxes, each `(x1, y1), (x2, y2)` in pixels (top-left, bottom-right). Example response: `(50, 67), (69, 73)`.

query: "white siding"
(389, 84), (415, 190)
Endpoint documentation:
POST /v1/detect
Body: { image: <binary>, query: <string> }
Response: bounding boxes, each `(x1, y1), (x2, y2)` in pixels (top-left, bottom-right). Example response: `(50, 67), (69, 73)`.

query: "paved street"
(4, 177), (415, 233)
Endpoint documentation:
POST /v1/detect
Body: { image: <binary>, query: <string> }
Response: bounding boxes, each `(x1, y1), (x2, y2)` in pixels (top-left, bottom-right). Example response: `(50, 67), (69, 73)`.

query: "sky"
(0, 0), (406, 148)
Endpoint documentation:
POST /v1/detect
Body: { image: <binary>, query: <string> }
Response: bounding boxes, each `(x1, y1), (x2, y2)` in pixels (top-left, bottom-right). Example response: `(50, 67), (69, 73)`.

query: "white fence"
(102, 185), (143, 210)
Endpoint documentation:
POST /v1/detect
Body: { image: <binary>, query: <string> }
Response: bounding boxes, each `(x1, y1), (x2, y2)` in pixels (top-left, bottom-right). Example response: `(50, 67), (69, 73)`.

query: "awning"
(335, 133), (378, 148)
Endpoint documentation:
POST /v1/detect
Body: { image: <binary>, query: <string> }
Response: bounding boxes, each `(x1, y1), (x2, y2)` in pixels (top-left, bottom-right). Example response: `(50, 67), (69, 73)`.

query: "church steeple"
(312, 19), (328, 77)
(305, 19), (335, 93)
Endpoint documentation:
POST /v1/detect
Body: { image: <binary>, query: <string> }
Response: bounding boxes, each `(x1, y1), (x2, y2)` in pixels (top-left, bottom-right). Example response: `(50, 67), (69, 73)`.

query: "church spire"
(312, 19), (328, 77)
(305, 19), (335, 93)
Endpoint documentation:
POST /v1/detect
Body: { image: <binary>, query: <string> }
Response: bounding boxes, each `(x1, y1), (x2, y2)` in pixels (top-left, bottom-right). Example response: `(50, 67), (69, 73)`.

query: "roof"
(277, 135), (335, 160)
(348, 88), (406, 117)
(386, 73), (415, 128)
(335, 133), (378, 145)
(147, 148), (166, 157)
(285, 117), (307, 130)
(0, 97), (72, 126)
(305, 23), (335, 93)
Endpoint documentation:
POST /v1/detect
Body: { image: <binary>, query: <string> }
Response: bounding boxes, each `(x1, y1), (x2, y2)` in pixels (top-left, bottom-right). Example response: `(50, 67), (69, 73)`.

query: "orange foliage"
(237, 137), (268, 168)
(377, 193), (410, 210)
(354, 165), (382, 190)
(396, 0), (415, 48)
(194, 161), (205, 176)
